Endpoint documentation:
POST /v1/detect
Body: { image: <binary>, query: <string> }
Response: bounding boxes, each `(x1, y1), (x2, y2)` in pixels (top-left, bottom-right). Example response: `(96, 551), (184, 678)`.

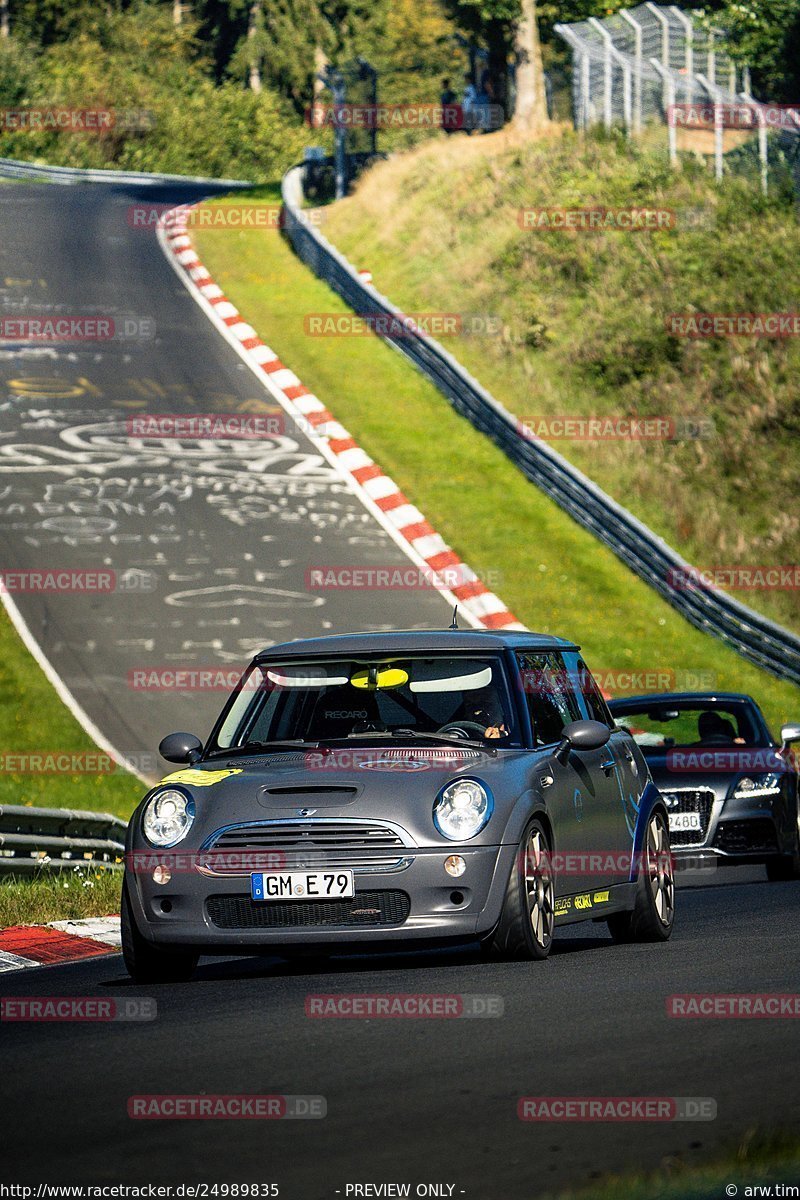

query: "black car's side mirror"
(555, 720), (611, 763)
(159, 732), (203, 764)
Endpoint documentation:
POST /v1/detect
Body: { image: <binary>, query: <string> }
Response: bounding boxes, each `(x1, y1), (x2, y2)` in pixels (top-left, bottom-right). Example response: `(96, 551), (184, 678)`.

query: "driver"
(467, 689), (509, 740)
(696, 710), (741, 744)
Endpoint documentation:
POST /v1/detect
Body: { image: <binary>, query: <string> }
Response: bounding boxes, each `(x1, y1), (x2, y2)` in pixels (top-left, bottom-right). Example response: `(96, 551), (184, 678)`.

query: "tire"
(766, 812), (800, 881)
(121, 881), (198, 983)
(487, 818), (554, 960)
(607, 808), (675, 944)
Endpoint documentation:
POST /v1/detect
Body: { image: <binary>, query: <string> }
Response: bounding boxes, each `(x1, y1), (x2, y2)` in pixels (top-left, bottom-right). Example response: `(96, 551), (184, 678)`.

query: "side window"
(517, 653), (582, 747)
(576, 658), (613, 726)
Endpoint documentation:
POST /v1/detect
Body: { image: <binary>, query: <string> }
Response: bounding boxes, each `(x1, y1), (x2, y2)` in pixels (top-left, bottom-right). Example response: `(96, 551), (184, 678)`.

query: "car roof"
(608, 692), (757, 708)
(255, 629), (579, 659)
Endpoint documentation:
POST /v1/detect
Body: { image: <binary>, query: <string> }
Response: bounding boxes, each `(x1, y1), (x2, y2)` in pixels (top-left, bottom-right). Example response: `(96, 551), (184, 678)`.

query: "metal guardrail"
(281, 164), (800, 687)
(0, 155), (251, 188)
(0, 806), (127, 875)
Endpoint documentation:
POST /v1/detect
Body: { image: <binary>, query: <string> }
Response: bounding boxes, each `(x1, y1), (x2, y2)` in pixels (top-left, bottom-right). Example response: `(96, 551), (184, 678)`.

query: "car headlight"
(142, 788), (195, 847)
(732, 772), (782, 799)
(434, 778), (492, 841)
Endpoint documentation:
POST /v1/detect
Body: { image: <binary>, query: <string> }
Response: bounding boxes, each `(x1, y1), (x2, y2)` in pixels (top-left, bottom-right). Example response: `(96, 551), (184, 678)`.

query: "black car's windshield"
(612, 701), (762, 755)
(210, 655), (519, 752)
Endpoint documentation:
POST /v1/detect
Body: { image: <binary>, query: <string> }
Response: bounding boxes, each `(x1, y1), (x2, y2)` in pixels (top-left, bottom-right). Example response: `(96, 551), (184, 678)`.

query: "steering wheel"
(437, 721), (488, 739)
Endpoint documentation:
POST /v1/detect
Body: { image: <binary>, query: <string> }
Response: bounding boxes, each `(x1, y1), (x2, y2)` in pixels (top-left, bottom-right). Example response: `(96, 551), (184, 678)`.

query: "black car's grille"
(205, 821), (408, 873)
(206, 890), (411, 930)
(660, 788), (715, 846)
(714, 819), (779, 856)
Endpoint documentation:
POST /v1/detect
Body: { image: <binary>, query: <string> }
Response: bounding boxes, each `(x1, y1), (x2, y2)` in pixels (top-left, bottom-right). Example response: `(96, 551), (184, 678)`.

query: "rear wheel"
(487, 818), (554, 960)
(121, 881), (198, 983)
(766, 810), (800, 881)
(607, 809), (674, 943)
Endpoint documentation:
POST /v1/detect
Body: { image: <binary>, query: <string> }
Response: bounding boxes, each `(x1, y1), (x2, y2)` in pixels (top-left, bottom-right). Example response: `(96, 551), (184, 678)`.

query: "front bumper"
(670, 789), (783, 865)
(126, 843), (516, 950)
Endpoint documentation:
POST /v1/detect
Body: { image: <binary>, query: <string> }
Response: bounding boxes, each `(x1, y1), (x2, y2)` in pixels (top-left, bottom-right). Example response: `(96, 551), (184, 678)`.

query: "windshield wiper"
(330, 729), (499, 757)
(208, 740), (320, 758)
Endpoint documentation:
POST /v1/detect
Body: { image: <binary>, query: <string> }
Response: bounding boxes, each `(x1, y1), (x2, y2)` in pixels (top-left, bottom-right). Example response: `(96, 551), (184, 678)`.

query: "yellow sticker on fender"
(159, 768), (243, 787)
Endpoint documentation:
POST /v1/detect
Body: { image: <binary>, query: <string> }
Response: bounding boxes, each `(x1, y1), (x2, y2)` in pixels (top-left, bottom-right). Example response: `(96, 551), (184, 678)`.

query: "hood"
(643, 745), (786, 802)
(143, 745), (540, 849)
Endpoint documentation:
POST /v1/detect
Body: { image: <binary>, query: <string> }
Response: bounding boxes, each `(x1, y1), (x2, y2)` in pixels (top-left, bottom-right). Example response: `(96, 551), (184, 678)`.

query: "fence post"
(619, 9), (643, 133)
(698, 73), (723, 181)
(727, 56), (736, 95)
(669, 7), (694, 101)
(645, 3), (671, 107)
(581, 51), (591, 129)
(589, 18), (614, 129)
(650, 60), (677, 165)
(741, 95), (769, 195)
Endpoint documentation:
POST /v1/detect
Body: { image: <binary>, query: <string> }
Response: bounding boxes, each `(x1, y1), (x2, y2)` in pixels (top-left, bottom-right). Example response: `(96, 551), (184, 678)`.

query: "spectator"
(462, 72), (479, 134)
(440, 77), (458, 135)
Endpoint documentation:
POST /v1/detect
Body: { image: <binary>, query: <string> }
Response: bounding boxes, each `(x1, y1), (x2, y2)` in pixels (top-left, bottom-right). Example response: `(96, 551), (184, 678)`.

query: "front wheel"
(486, 818), (554, 960)
(121, 881), (198, 983)
(607, 809), (675, 943)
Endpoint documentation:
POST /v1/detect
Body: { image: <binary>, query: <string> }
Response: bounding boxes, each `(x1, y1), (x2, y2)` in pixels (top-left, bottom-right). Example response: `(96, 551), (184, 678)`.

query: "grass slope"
(0, 599), (138, 919)
(0, 603), (142, 821)
(193, 189), (800, 733)
(322, 128), (800, 635)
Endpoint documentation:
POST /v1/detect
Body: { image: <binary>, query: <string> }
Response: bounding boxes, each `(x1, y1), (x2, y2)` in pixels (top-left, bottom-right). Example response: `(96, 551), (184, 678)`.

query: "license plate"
(250, 870), (355, 901)
(669, 812), (702, 832)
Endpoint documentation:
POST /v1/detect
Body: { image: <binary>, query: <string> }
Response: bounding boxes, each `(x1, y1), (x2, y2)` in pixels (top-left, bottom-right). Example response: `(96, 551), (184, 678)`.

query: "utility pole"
(1, 0), (10, 40)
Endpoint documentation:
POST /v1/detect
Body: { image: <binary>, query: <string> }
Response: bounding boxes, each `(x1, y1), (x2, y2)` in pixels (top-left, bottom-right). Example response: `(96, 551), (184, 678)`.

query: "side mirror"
(780, 722), (800, 749)
(555, 719), (611, 763)
(159, 732), (203, 764)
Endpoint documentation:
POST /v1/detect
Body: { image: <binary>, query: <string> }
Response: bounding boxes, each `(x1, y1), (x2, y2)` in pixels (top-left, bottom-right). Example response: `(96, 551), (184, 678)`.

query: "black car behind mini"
(609, 691), (800, 879)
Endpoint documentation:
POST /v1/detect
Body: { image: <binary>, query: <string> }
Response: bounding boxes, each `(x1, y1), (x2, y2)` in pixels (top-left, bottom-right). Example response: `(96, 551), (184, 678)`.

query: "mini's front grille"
(204, 821), (409, 874)
(660, 788), (715, 846)
(210, 821), (404, 851)
(714, 819), (779, 855)
(206, 890), (411, 930)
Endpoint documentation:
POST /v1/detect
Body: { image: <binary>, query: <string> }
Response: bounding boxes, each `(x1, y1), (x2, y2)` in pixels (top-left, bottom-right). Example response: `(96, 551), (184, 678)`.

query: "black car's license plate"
(251, 870), (355, 901)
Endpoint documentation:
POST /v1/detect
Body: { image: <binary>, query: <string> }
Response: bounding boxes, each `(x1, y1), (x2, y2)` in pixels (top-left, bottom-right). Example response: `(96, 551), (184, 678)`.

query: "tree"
(694, 0), (800, 101)
(246, 0), (262, 91)
(443, 0), (549, 129)
(512, 0), (547, 128)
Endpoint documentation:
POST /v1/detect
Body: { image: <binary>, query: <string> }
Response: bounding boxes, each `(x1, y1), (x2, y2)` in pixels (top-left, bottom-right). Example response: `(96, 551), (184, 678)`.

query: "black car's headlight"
(433, 778), (493, 841)
(732, 772), (782, 800)
(142, 788), (195, 847)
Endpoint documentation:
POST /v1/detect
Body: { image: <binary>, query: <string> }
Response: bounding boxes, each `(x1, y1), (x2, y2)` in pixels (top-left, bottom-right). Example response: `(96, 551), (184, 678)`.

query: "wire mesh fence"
(554, 5), (800, 197)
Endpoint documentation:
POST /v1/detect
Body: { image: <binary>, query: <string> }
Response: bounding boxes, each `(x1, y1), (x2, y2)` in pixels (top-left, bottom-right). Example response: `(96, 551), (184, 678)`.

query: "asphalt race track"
(2, 872), (799, 1195)
(1, 180), (799, 1197)
(0, 181), (454, 773)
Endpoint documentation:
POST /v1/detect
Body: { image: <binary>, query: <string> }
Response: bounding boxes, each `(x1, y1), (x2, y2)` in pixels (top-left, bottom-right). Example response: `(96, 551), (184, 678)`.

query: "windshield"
(613, 702), (761, 755)
(211, 655), (519, 751)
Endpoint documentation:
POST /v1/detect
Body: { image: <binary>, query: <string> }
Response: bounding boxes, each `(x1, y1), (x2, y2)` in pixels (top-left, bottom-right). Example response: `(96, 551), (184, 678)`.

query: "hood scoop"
(258, 784), (360, 809)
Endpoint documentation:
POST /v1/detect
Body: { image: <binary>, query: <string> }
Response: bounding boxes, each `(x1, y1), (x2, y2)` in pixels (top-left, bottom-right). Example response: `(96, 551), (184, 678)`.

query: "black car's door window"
(516, 652), (582, 747)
